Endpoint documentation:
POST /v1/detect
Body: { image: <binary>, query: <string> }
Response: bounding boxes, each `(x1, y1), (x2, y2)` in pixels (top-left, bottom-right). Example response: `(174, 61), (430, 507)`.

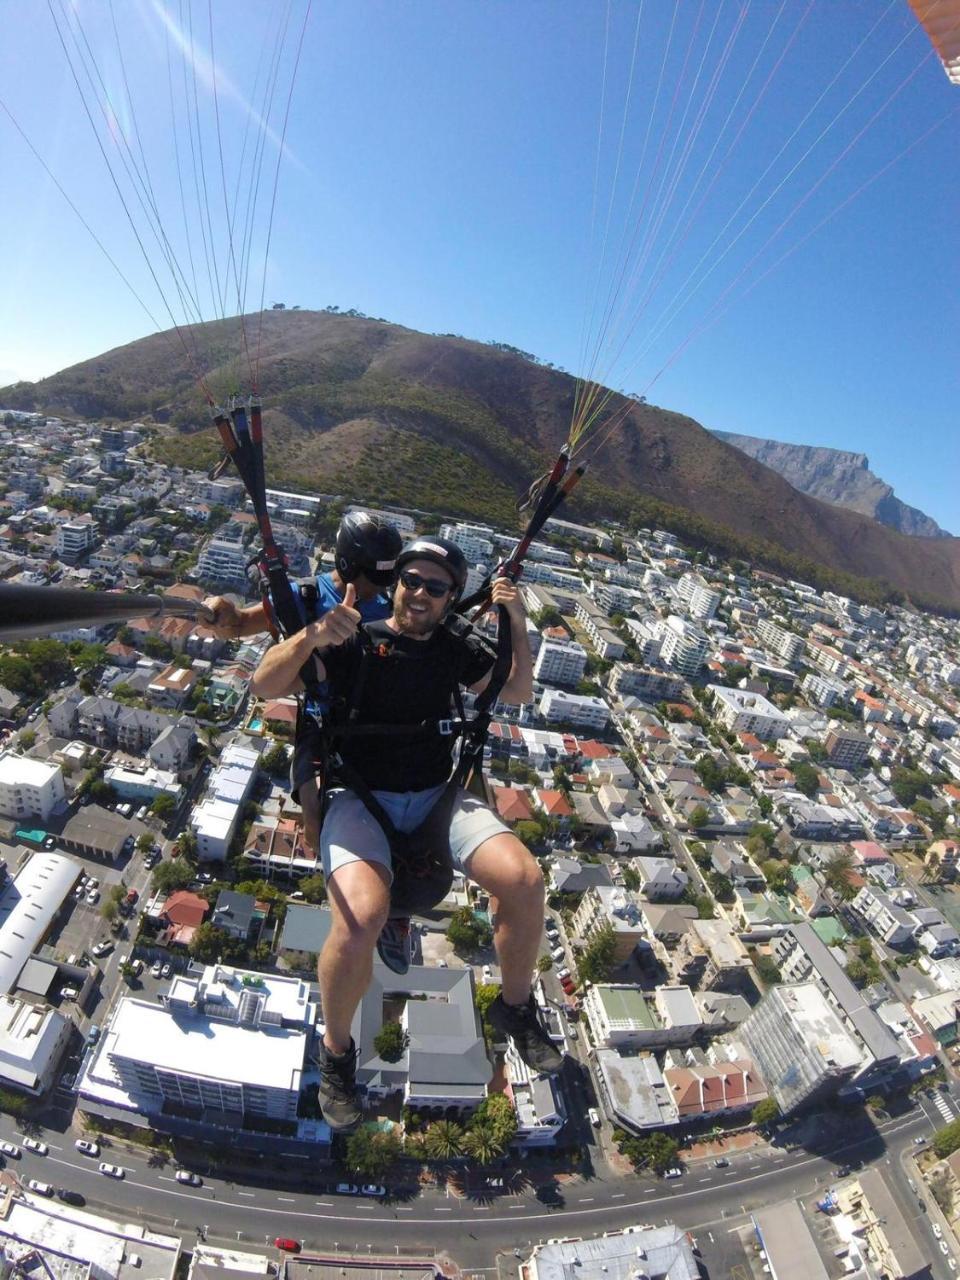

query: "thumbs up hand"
(313, 580), (362, 648)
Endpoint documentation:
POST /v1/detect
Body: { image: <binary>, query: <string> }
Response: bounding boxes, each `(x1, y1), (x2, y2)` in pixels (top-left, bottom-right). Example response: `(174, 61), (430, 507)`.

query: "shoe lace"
(322, 1047), (357, 1100)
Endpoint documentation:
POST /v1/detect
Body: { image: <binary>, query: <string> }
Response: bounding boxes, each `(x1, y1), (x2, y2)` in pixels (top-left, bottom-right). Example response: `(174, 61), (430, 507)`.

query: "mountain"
(4, 309), (960, 609)
(713, 431), (950, 539)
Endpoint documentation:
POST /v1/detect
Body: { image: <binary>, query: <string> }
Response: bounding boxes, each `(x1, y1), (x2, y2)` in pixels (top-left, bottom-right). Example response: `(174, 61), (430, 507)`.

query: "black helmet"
(396, 536), (469, 600)
(334, 511), (402, 587)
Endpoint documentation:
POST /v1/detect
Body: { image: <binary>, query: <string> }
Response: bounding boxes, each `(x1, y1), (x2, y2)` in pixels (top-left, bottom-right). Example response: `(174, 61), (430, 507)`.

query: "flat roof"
(106, 997), (306, 1091)
(596, 985), (658, 1029)
(532, 1224), (697, 1280)
(0, 753), (61, 787)
(594, 1048), (677, 1129)
(753, 1202), (829, 1280)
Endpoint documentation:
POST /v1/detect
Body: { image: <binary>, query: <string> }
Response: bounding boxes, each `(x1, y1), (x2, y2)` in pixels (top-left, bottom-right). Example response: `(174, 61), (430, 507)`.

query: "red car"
(274, 1239), (301, 1253)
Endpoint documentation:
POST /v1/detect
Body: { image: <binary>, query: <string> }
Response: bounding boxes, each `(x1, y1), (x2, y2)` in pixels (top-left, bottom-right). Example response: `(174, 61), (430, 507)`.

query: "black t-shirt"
(321, 618), (497, 791)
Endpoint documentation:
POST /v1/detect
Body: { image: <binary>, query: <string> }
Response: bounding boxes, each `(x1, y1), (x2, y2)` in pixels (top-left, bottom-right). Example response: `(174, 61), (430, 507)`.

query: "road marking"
(473, 1207), (491, 1212)
(238, 1191), (255, 1198)
(611, 1193), (626, 1199)
(277, 1196), (295, 1203)
(315, 1201), (332, 1207)
(396, 1207), (413, 1212)
(435, 1207), (452, 1212)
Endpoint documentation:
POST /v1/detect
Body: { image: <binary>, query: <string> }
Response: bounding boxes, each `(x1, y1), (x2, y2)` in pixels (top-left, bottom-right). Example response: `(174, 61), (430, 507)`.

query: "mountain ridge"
(3, 309), (960, 610)
(712, 430), (949, 539)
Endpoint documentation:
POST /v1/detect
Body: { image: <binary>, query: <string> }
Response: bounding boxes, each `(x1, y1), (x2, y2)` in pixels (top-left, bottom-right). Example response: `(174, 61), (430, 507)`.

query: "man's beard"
(394, 599), (439, 637)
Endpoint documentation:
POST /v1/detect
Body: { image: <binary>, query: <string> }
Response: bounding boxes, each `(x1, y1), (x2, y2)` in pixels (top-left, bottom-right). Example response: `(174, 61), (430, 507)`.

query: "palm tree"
(424, 1119), (464, 1162)
(462, 1122), (502, 1166)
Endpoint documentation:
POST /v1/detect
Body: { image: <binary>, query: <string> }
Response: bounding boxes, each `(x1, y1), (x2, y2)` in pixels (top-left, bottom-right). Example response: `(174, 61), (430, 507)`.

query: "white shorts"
(320, 783), (509, 885)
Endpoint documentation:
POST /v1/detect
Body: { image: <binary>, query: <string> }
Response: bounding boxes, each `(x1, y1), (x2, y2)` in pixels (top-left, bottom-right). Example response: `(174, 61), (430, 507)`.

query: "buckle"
(438, 719), (455, 736)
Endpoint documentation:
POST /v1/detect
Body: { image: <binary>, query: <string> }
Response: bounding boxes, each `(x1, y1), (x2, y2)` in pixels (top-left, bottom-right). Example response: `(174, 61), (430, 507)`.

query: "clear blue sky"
(1, 1), (957, 530)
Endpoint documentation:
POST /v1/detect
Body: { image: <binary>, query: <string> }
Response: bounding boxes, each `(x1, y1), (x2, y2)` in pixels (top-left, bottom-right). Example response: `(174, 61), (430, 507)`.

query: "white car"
(482, 964), (493, 980)
(92, 941), (113, 957)
(361, 1183), (386, 1197)
(588, 1107), (601, 1127)
(335, 1183), (359, 1195)
(151, 961), (163, 978)
(175, 1169), (202, 1186)
(934, 1224), (943, 1239)
(551, 946), (565, 961)
(86, 878), (99, 890)
(23, 1138), (48, 1156)
(75, 1139), (99, 1157)
(26, 1179), (53, 1197)
(60, 986), (80, 1001)
(0, 1141), (20, 1158)
(663, 1166), (683, 1179)
(161, 963), (172, 979)
(557, 967), (571, 980)
(98, 1162), (124, 1179)
(85, 890), (99, 905)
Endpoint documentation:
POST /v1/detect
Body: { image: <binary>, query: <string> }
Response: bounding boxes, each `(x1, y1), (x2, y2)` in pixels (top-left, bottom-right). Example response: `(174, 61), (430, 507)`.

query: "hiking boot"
(376, 917), (412, 975)
(318, 1038), (362, 1132)
(488, 993), (565, 1076)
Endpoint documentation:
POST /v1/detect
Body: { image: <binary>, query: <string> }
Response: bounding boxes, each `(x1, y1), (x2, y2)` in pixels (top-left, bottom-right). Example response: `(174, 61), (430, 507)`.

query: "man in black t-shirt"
(252, 537), (565, 1131)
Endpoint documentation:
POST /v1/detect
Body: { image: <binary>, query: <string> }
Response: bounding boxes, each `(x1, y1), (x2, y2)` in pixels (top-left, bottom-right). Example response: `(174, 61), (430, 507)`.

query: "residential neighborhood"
(3, 410), (960, 1274)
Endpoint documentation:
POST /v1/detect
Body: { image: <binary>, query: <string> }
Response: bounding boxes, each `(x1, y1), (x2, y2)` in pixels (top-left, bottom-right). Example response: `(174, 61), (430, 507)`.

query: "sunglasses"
(399, 570), (453, 599)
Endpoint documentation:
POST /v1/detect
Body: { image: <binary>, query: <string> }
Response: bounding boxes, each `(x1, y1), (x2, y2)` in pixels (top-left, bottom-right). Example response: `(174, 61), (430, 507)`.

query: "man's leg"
(299, 778), (322, 857)
(466, 832), (544, 1004)
(465, 831), (564, 1075)
(320, 858), (391, 1053)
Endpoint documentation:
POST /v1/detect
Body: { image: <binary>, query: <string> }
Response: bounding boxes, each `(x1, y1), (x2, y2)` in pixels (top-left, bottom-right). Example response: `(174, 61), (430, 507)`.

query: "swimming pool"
(248, 717), (263, 732)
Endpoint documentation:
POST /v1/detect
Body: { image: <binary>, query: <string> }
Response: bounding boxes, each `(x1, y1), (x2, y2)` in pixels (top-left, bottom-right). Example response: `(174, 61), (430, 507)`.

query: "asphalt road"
(9, 1102), (946, 1270)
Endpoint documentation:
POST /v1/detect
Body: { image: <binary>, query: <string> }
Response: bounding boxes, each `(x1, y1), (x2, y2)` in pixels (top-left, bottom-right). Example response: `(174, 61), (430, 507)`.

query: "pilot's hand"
(312, 582), (361, 648)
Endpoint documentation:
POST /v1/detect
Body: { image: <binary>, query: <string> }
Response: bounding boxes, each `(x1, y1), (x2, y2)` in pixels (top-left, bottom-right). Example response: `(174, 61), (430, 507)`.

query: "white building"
(190, 740), (260, 862)
(196, 525), (249, 590)
(526, 1226), (698, 1280)
(634, 855), (689, 900)
(852, 885), (919, 948)
(533, 637), (587, 686)
(801, 671), (847, 709)
(709, 685), (790, 739)
(56, 519), (97, 563)
(757, 618), (805, 665)
(0, 853), (81, 995)
(104, 762), (183, 806)
(582, 983), (702, 1051)
(438, 521), (495, 564)
(658, 615), (709, 677)
(538, 688), (610, 730)
(676, 572), (721, 621)
(0, 754), (65, 823)
(79, 963), (325, 1141)
(0, 997), (72, 1095)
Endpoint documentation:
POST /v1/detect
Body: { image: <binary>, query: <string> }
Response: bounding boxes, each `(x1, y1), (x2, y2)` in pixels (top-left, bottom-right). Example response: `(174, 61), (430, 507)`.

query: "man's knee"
(469, 833), (544, 900)
(326, 860), (391, 945)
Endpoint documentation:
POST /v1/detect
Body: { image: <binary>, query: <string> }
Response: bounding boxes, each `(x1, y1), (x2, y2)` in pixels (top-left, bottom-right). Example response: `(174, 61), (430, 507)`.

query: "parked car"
(482, 964), (493, 981)
(125, 888), (138, 906)
(26, 1179), (53, 1197)
(588, 1107), (601, 1127)
(98, 1162), (124, 1179)
(175, 1170), (202, 1186)
(60, 987), (80, 1001)
(551, 946), (565, 961)
(87, 1025), (101, 1044)
(714, 1157), (730, 1168)
(161, 963), (172, 979)
(92, 941), (113, 958)
(0, 1142), (20, 1158)
(131, 959), (144, 976)
(335, 1182), (359, 1195)
(75, 1140), (99, 1157)
(663, 1167), (683, 1179)
(23, 1138), (48, 1156)
(361, 1184), (386, 1197)
(85, 890), (99, 905)
(274, 1239), (301, 1253)
(557, 967), (571, 980)
(151, 961), (163, 978)
(56, 1189), (85, 1206)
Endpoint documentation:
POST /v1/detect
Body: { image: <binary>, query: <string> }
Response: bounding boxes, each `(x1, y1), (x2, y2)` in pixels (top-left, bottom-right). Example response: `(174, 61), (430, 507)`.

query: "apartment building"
(801, 671), (847, 709)
(572, 886), (648, 965)
(574, 596), (627, 660)
(757, 618), (805, 665)
(438, 522), (495, 564)
(675, 572), (721, 621)
(825, 727), (871, 769)
(739, 982), (864, 1113)
(0, 754), (65, 822)
(709, 686), (790, 739)
(658, 616), (709, 677)
(197, 524), (250, 590)
(851, 885), (919, 948)
(582, 984), (702, 1051)
(56, 518), (97, 563)
(538, 689), (610, 730)
(533, 637), (587, 687)
(78, 964), (322, 1145)
(608, 662), (684, 703)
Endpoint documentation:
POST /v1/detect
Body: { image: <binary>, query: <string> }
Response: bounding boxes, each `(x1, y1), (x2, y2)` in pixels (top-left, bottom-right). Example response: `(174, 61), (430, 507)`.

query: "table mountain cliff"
(713, 431), (949, 540)
(3, 310), (959, 610)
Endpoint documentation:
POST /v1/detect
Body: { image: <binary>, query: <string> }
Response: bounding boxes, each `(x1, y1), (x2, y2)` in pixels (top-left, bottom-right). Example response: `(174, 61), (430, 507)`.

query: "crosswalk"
(932, 1091), (956, 1124)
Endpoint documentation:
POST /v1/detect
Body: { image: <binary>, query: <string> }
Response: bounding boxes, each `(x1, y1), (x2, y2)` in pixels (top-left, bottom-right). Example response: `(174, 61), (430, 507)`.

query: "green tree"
(188, 923), (229, 963)
(805, 739), (827, 762)
(136, 832), (153, 852)
(933, 1118), (960, 1160)
(792, 761), (820, 799)
(19, 729), (36, 750)
(692, 893), (716, 919)
(446, 907), (492, 954)
(423, 1119), (464, 1161)
(343, 1127), (402, 1179)
(616, 1131), (679, 1173)
(462, 1122), (502, 1165)
(823, 850), (856, 900)
(262, 742), (289, 774)
(752, 953), (782, 986)
(694, 756), (727, 793)
(761, 859), (792, 895)
(151, 794), (175, 819)
(752, 1098), (780, 1127)
(621, 865), (641, 891)
(757, 793), (774, 818)
(513, 819), (548, 850)
(706, 871), (734, 903)
(577, 922), (617, 985)
(470, 1093), (518, 1149)
(298, 873), (327, 904)
(373, 1022), (407, 1063)
(689, 804), (710, 830)
(152, 860), (195, 896)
